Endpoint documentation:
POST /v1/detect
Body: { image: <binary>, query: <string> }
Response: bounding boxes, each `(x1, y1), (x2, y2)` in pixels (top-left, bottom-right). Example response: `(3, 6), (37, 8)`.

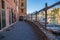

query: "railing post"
(35, 12), (37, 21)
(45, 3), (48, 27)
(31, 14), (32, 21)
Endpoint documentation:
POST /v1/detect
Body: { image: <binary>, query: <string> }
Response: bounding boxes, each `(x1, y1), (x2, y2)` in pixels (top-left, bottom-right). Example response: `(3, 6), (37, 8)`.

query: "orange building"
(18, 0), (27, 17)
(0, 0), (17, 30)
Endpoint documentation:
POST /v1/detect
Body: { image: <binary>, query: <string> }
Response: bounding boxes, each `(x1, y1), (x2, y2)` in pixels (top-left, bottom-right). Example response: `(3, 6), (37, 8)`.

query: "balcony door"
(0, 11), (2, 30)
(1, 9), (6, 28)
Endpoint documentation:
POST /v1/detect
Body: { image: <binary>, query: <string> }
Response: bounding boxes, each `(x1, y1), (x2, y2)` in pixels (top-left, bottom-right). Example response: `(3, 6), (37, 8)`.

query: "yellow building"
(38, 8), (60, 24)
(47, 8), (60, 24)
(57, 8), (60, 24)
(18, 0), (27, 16)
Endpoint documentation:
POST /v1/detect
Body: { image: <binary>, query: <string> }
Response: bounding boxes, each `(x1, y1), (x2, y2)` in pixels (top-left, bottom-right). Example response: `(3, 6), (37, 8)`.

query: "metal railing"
(26, 1), (60, 27)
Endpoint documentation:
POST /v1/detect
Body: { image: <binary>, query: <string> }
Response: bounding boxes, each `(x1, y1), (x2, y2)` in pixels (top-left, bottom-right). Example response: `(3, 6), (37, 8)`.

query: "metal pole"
(45, 3), (47, 27)
(36, 12), (37, 21)
(31, 14), (32, 21)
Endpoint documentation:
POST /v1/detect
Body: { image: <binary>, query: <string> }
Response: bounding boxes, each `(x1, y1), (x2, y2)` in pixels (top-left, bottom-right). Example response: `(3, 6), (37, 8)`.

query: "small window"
(21, 3), (24, 7)
(21, 0), (24, 1)
(14, 0), (15, 3)
(21, 9), (24, 13)
(2, 0), (5, 9)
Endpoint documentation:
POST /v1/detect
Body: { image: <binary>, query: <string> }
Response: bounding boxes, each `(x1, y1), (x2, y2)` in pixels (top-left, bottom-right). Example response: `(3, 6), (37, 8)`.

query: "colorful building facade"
(18, 0), (27, 16)
(37, 8), (60, 24)
(0, 0), (18, 30)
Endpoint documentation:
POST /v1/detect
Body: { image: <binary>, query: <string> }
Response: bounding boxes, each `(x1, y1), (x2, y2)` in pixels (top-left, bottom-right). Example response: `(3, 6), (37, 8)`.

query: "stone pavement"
(0, 21), (40, 40)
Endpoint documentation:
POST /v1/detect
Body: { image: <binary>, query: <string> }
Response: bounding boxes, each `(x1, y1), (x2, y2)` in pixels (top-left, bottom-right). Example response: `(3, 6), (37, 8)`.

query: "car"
(19, 16), (23, 21)
(23, 17), (27, 21)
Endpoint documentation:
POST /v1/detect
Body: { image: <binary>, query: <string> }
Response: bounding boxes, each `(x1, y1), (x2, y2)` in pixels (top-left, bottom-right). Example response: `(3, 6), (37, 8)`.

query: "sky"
(27, 0), (60, 14)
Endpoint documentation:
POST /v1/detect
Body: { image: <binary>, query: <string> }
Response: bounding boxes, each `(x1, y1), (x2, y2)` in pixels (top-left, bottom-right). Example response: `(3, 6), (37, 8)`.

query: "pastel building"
(37, 8), (60, 24)
(47, 8), (60, 24)
(0, 0), (18, 30)
(18, 0), (27, 17)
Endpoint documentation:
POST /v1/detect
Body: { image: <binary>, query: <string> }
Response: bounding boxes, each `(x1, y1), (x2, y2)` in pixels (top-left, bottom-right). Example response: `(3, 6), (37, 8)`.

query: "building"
(57, 8), (60, 24)
(47, 8), (60, 24)
(37, 8), (60, 24)
(18, 0), (27, 17)
(0, 0), (17, 30)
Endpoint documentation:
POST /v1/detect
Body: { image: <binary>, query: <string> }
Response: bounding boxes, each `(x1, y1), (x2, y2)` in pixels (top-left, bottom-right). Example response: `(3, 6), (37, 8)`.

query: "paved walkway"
(34, 22), (58, 40)
(0, 21), (40, 40)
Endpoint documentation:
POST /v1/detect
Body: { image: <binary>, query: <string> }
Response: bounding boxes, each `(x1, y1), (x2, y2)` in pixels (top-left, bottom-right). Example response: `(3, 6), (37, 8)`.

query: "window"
(2, 0), (5, 9)
(21, 2), (24, 7)
(21, 9), (24, 13)
(9, 10), (12, 24)
(2, 10), (6, 28)
(0, 11), (1, 30)
(14, 0), (15, 3)
(11, 9), (14, 23)
(21, 0), (24, 1)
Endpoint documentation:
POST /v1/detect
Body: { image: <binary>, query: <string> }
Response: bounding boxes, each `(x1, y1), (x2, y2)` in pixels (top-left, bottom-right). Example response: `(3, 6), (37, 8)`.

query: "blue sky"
(27, 0), (60, 14)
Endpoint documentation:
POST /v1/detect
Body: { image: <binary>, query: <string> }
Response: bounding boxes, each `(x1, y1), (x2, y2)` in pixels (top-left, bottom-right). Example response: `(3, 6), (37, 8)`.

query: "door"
(1, 9), (6, 28)
(0, 11), (2, 30)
